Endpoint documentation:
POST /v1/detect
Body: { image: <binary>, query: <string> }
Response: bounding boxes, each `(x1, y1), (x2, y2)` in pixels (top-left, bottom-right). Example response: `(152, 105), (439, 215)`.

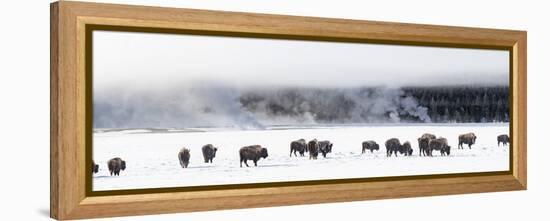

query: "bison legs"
(253, 160), (258, 166)
(421, 148), (426, 156)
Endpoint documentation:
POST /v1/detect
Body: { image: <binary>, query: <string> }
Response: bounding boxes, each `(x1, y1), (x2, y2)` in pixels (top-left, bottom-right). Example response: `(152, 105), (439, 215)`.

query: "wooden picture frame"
(50, 1), (527, 220)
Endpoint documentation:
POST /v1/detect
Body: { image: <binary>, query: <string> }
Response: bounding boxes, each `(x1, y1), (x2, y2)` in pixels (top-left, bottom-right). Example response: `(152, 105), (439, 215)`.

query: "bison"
(497, 134), (509, 146)
(107, 157), (126, 176)
(92, 160), (99, 174)
(178, 147), (191, 168)
(318, 140), (333, 158)
(239, 145), (268, 167)
(290, 139), (307, 157)
(428, 137), (451, 156)
(418, 133), (436, 156)
(385, 138), (401, 157)
(401, 141), (413, 156)
(201, 144), (218, 163)
(362, 140), (379, 153)
(308, 139), (320, 160)
(458, 132), (477, 149)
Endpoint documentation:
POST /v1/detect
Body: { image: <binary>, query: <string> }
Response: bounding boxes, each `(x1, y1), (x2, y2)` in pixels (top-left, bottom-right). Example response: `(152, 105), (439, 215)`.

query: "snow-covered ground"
(92, 123), (509, 191)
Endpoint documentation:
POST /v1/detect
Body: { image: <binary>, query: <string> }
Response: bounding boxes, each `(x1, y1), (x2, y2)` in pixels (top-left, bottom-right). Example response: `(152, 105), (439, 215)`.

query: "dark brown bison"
(201, 144), (218, 163)
(107, 157), (126, 176)
(362, 140), (379, 153)
(428, 137), (451, 156)
(418, 133), (436, 156)
(458, 132), (477, 149)
(308, 139), (320, 160)
(386, 138), (412, 157)
(385, 138), (401, 157)
(178, 147), (191, 168)
(239, 145), (268, 167)
(497, 134), (509, 146)
(401, 141), (413, 156)
(290, 139), (307, 157)
(318, 140), (333, 158)
(92, 160), (99, 174)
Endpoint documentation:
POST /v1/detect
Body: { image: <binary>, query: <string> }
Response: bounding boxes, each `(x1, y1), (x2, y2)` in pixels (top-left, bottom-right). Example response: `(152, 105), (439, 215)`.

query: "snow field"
(93, 124), (509, 191)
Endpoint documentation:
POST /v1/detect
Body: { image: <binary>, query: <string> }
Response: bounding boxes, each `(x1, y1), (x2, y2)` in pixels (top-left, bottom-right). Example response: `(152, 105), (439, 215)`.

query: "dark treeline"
(402, 86), (509, 123)
(239, 86), (509, 124)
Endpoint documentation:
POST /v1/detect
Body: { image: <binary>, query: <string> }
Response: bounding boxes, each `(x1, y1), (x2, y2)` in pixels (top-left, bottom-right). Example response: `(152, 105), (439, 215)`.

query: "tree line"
(238, 86), (509, 124)
(401, 86), (509, 123)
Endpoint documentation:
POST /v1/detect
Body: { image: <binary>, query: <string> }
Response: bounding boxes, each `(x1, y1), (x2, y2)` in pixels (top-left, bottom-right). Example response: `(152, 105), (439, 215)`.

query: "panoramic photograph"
(91, 30), (510, 191)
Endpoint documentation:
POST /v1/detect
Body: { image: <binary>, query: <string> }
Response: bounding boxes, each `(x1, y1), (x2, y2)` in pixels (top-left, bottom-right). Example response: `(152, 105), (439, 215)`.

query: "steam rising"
(94, 83), (432, 129)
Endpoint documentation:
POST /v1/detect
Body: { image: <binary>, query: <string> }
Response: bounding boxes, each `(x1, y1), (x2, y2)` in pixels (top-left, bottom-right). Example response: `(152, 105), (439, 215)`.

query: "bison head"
(93, 164), (99, 173)
(121, 160), (126, 171)
(260, 148), (268, 158)
(444, 145), (451, 155)
(328, 143), (333, 152)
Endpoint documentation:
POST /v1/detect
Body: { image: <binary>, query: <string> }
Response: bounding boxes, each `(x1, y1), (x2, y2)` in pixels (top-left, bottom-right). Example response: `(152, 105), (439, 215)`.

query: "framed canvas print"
(50, 1), (527, 220)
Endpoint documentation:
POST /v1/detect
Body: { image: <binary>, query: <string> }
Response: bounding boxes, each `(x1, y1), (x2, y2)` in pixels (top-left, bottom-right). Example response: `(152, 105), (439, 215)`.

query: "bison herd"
(93, 133), (510, 176)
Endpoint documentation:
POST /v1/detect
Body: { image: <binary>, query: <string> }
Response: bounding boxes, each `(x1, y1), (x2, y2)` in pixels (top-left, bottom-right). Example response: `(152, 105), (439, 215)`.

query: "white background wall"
(0, 0), (547, 220)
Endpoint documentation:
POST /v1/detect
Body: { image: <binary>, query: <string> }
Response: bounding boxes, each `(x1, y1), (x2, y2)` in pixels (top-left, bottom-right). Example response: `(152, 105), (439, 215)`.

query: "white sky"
(93, 30), (509, 90)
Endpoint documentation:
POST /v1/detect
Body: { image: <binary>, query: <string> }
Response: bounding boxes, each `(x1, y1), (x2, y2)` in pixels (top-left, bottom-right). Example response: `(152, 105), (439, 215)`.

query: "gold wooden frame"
(50, 1), (527, 220)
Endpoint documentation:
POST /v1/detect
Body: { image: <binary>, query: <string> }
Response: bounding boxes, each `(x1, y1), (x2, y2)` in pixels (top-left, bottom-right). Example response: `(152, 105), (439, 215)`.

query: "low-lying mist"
(94, 83), (441, 129)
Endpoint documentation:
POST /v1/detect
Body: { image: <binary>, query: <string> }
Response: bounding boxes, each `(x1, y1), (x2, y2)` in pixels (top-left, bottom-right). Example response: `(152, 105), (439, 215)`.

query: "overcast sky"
(93, 30), (509, 90)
